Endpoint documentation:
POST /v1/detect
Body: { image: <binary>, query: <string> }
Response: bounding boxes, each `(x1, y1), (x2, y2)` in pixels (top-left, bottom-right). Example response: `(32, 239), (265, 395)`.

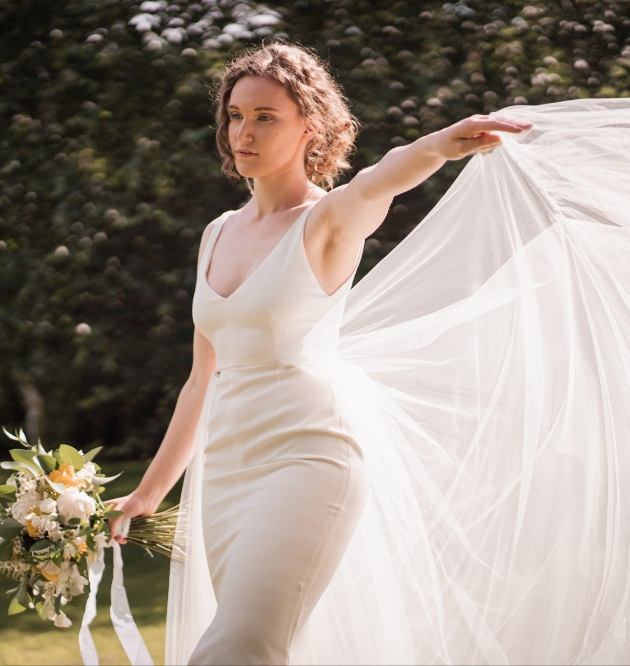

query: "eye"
(258, 115), (273, 121)
(228, 112), (241, 119)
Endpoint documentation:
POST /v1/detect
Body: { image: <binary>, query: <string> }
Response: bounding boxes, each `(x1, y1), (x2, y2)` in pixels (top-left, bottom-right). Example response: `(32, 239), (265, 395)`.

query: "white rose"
(39, 497), (57, 514)
(75, 461), (97, 487)
(56, 487), (96, 524)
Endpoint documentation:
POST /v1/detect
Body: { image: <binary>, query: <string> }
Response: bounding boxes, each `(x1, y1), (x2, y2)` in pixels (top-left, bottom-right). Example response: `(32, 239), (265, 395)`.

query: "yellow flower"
(40, 568), (59, 582)
(49, 463), (86, 488)
(26, 517), (40, 538)
(26, 507), (42, 537)
(76, 542), (88, 556)
(39, 561), (62, 582)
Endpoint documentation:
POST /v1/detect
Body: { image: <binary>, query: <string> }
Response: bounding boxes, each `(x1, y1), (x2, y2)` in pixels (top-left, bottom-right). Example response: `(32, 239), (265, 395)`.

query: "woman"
(109, 42), (630, 665)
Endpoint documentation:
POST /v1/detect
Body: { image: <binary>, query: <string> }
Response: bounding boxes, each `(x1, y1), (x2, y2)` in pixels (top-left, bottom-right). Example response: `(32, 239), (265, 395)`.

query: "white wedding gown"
(165, 98), (630, 665)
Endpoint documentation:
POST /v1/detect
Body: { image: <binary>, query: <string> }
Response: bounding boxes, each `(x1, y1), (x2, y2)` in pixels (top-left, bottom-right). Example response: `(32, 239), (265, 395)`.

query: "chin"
(236, 164), (275, 179)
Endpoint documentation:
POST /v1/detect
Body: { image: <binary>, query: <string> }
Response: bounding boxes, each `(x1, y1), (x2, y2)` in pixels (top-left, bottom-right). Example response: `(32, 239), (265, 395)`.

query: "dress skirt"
(188, 361), (369, 665)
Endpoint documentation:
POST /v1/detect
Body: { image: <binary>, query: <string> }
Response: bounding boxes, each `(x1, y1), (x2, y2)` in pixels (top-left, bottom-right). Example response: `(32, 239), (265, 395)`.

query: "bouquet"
(0, 426), (179, 629)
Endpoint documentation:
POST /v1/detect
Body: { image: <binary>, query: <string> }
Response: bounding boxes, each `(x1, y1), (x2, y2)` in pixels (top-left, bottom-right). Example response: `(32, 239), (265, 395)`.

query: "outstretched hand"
(427, 114), (533, 161)
(104, 491), (153, 545)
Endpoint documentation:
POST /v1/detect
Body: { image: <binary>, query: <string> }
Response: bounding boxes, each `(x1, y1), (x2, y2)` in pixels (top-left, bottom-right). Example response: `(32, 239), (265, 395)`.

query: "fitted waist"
(213, 359), (296, 377)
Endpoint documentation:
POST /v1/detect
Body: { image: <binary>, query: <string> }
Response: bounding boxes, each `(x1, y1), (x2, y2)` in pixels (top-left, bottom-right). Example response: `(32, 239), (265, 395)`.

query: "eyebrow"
(227, 105), (280, 111)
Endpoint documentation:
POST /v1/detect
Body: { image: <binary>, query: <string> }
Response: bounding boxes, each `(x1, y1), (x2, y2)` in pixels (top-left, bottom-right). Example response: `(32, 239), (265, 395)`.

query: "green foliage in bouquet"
(0, 426), (178, 628)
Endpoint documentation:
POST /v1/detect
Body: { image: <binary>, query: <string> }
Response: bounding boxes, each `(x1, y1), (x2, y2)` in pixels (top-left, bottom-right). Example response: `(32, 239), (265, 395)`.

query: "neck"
(247, 164), (320, 220)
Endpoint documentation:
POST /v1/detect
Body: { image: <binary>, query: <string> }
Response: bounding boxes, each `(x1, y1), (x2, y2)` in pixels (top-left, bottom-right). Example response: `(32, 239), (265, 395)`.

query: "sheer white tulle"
(166, 98), (630, 665)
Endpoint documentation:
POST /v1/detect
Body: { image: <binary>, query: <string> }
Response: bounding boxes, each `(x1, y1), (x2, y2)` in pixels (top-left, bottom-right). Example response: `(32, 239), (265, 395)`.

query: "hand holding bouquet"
(0, 426), (179, 633)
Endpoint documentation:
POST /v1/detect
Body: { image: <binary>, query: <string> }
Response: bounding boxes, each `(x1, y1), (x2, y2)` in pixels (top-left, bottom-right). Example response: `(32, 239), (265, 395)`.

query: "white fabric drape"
(80, 539), (154, 665)
(166, 97), (630, 665)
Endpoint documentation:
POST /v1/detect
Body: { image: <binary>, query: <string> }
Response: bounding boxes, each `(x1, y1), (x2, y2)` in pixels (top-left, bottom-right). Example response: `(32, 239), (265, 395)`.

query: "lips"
(236, 150), (258, 156)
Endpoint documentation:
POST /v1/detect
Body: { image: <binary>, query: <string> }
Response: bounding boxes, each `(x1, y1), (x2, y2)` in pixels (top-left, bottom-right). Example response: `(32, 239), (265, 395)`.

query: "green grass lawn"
(0, 459), (183, 665)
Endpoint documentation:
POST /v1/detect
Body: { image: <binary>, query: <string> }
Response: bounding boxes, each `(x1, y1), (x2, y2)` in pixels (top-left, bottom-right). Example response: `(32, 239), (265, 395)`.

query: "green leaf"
(57, 444), (84, 471)
(0, 460), (41, 477)
(16, 584), (31, 608)
(83, 446), (103, 463)
(68, 518), (81, 526)
(35, 454), (58, 474)
(35, 601), (47, 621)
(0, 519), (24, 540)
(0, 538), (14, 561)
(9, 449), (40, 467)
(54, 593), (62, 615)
(8, 594), (26, 616)
(0, 484), (16, 496)
(104, 509), (124, 519)
(30, 539), (52, 553)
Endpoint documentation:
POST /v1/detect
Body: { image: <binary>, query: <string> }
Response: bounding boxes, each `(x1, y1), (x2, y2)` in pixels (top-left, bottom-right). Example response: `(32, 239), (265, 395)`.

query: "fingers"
(109, 516), (128, 544)
(469, 132), (502, 148)
(462, 117), (533, 135)
(103, 495), (132, 545)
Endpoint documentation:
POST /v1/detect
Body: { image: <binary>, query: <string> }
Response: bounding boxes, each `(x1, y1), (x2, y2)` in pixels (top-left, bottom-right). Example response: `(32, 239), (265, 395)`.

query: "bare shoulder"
(309, 174), (393, 244)
(198, 211), (230, 262)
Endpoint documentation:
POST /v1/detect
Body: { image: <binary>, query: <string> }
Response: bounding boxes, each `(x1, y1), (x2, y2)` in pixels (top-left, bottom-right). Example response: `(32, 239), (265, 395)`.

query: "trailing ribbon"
(79, 519), (154, 665)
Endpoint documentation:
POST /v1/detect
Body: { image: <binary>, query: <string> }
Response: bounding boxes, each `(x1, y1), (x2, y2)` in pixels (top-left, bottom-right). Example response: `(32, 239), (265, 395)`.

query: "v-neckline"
(204, 202), (316, 301)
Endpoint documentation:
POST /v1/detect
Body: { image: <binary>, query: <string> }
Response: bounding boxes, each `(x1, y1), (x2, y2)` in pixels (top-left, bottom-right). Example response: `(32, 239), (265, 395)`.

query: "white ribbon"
(79, 519), (154, 665)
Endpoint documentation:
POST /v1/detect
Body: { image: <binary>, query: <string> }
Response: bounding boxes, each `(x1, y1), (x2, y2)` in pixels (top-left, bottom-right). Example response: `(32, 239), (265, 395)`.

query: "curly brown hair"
(212, 40), (360, 192)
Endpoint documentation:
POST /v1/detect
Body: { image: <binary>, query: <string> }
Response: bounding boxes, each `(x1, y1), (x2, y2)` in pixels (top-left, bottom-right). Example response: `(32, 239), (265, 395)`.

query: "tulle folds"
(166, 98), (630, 665)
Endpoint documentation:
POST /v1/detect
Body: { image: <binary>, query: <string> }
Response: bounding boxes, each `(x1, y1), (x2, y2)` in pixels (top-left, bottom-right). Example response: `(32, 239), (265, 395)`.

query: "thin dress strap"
(199, 210), (233, 278)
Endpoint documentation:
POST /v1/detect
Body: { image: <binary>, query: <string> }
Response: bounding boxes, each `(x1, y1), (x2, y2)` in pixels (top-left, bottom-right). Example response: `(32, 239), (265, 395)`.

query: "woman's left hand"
(426, 114), (533, 161)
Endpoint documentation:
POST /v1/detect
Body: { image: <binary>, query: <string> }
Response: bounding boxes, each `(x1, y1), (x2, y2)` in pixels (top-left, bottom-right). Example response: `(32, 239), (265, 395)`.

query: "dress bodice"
(192, 202), (364, 371)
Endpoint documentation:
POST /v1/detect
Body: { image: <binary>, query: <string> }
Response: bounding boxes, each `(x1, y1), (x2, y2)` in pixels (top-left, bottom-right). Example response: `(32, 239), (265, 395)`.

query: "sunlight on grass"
(0, 623), (165, 665)
(0, 459), (182, 665)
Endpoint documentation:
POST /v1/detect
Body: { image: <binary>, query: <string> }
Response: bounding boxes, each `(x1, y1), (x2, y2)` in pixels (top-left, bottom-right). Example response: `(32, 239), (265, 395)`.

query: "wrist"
(418, 130), (448, 162)
(133, 484), (164, 515)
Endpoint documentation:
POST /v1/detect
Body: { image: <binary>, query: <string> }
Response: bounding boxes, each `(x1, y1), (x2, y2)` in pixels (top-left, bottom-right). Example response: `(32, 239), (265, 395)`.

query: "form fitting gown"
(188, 201), (367, 665)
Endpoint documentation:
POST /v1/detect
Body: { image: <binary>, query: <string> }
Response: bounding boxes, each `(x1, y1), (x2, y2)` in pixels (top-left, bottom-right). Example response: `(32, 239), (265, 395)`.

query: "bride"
(108, 42), (630, 665)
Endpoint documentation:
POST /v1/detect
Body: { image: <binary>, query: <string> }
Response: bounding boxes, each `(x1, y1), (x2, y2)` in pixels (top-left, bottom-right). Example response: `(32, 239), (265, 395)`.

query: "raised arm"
(317, 114), (533, 245)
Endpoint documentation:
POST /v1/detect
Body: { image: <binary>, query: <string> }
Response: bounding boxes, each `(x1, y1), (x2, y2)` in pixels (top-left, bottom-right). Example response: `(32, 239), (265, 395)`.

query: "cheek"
(227, 123), (236, 145)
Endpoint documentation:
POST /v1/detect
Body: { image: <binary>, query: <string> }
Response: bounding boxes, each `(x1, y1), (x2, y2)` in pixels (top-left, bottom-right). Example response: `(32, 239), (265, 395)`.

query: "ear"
(303, 119), (316, 138)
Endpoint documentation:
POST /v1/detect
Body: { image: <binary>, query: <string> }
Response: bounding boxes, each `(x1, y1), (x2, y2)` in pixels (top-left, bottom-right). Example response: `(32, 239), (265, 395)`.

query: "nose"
(235, 116), (255, 141)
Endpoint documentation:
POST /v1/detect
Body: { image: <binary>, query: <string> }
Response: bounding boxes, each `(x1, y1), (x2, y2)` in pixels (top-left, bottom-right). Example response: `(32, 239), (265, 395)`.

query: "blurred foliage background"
(1, 0), (629, 462)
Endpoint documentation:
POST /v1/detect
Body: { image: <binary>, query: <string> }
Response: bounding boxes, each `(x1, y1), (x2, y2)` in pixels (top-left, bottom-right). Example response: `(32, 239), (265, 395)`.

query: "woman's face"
(227, 75), (312, 180)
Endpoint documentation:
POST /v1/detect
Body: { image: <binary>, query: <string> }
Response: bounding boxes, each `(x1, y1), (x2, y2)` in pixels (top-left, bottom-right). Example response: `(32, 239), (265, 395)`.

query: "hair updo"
(213, 40), (360, 192)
